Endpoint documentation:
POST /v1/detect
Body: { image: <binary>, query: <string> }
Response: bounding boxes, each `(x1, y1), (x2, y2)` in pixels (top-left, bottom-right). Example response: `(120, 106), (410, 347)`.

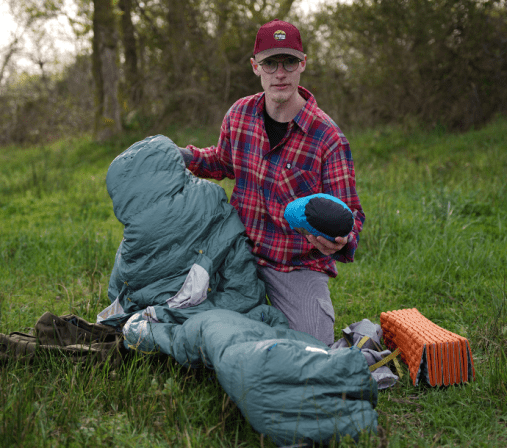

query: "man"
(179, 19), (365, 346)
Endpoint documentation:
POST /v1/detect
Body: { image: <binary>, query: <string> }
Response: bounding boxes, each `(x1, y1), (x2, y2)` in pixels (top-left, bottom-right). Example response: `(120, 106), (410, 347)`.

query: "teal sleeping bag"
(98, 135), (378, 446)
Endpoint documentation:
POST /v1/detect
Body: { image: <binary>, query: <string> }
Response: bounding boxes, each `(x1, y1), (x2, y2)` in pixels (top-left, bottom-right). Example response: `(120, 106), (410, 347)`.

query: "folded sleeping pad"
(98, 135), (378, 446)
(381, 308), (475, 386)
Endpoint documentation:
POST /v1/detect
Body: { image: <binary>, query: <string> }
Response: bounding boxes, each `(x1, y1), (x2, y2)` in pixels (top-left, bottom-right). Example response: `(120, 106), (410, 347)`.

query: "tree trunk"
(118, 0), (142, 108)
(92, 0), (122, 141)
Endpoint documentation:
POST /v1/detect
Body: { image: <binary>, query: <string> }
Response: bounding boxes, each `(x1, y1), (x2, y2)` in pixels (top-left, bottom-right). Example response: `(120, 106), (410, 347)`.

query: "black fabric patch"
(305, 197), (354, 238)
(264, 110), (289, 149)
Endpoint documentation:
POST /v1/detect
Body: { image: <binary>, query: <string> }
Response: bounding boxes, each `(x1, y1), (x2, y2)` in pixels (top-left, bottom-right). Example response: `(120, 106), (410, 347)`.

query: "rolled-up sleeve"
(321, 140), (365, 263)
(187, 112), (235, 180)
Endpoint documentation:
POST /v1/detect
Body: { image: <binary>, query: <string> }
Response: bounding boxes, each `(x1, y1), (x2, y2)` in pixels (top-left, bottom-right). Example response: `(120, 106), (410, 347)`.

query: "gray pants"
(257, 266), (336, 346)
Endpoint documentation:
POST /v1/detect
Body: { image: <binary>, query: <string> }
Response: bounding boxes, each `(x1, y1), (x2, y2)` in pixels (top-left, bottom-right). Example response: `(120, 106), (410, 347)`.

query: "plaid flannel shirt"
(187, 86), (365, 278)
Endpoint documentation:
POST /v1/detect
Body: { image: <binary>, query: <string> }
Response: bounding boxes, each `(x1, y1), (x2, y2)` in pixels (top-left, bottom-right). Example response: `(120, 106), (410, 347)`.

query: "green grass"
(1, 117), (507, 447)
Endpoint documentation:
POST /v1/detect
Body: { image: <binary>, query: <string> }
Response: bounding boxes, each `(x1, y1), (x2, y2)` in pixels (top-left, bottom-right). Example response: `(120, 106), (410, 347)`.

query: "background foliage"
(0, 0), (506, 146)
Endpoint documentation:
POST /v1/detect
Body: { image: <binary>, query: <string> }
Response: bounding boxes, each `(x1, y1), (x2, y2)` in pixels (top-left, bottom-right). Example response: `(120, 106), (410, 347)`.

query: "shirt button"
(256, 243), (260, 247)
(286, 163), (292, 169)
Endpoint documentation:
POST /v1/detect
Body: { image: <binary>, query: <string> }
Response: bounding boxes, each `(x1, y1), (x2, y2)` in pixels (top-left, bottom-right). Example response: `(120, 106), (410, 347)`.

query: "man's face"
(251, 54), (307, 105)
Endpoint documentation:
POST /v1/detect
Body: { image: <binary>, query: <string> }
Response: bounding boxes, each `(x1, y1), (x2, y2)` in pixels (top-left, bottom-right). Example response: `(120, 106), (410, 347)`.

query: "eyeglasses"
(258, 57), (303, 74)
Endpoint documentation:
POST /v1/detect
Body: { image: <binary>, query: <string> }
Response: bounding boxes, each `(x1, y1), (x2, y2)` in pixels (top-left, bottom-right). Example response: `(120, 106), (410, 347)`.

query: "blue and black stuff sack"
(284, 193), (354, 241)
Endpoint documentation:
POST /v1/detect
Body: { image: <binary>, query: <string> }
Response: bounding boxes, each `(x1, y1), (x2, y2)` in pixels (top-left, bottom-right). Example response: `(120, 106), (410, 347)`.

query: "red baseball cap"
(253, 19), (304, 61)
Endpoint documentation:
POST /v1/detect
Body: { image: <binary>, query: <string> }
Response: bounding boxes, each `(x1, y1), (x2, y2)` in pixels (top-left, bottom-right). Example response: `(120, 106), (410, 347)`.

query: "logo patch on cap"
(273, 30), (286, 41)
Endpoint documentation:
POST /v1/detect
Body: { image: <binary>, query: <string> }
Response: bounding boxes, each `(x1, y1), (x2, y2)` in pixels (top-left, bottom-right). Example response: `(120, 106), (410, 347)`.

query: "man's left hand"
(306, 234), (348, 256)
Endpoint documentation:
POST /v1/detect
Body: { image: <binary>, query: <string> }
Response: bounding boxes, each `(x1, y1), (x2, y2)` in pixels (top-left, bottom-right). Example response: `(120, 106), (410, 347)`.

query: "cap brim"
(255, 48), (305, 61)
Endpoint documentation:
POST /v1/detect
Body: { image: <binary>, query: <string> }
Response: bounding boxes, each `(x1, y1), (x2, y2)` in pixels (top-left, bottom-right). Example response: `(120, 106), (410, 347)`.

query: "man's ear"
(251, 57), (261, 76)
(300, 54), (307, 72)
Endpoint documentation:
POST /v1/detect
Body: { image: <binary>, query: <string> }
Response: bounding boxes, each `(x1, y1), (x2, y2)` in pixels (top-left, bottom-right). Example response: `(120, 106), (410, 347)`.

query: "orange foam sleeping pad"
(380, 308), (475, 386)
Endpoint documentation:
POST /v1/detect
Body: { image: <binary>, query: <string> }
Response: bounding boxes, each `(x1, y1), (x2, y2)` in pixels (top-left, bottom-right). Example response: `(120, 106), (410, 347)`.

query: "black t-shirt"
(264, 110), (289, 149)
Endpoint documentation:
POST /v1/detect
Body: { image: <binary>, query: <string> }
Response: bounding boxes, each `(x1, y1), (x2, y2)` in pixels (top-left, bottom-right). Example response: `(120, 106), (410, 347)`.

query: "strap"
(356, 335), (370, 349)
(353, 335), (383, 352)
(347, 334), (404, 378)
(392, 354), (404, 378)
(369, 348), (403, 378)
(126, 343), (159, 355)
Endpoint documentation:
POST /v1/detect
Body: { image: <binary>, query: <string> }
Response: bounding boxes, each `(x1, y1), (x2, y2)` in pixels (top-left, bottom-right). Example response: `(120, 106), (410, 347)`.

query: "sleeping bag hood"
(102, 134), (267, 321)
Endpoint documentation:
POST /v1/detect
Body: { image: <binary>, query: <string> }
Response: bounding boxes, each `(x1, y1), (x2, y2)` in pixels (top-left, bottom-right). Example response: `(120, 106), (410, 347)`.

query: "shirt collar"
(254, 86), (317, 134)
(293, 86), (316, 134)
